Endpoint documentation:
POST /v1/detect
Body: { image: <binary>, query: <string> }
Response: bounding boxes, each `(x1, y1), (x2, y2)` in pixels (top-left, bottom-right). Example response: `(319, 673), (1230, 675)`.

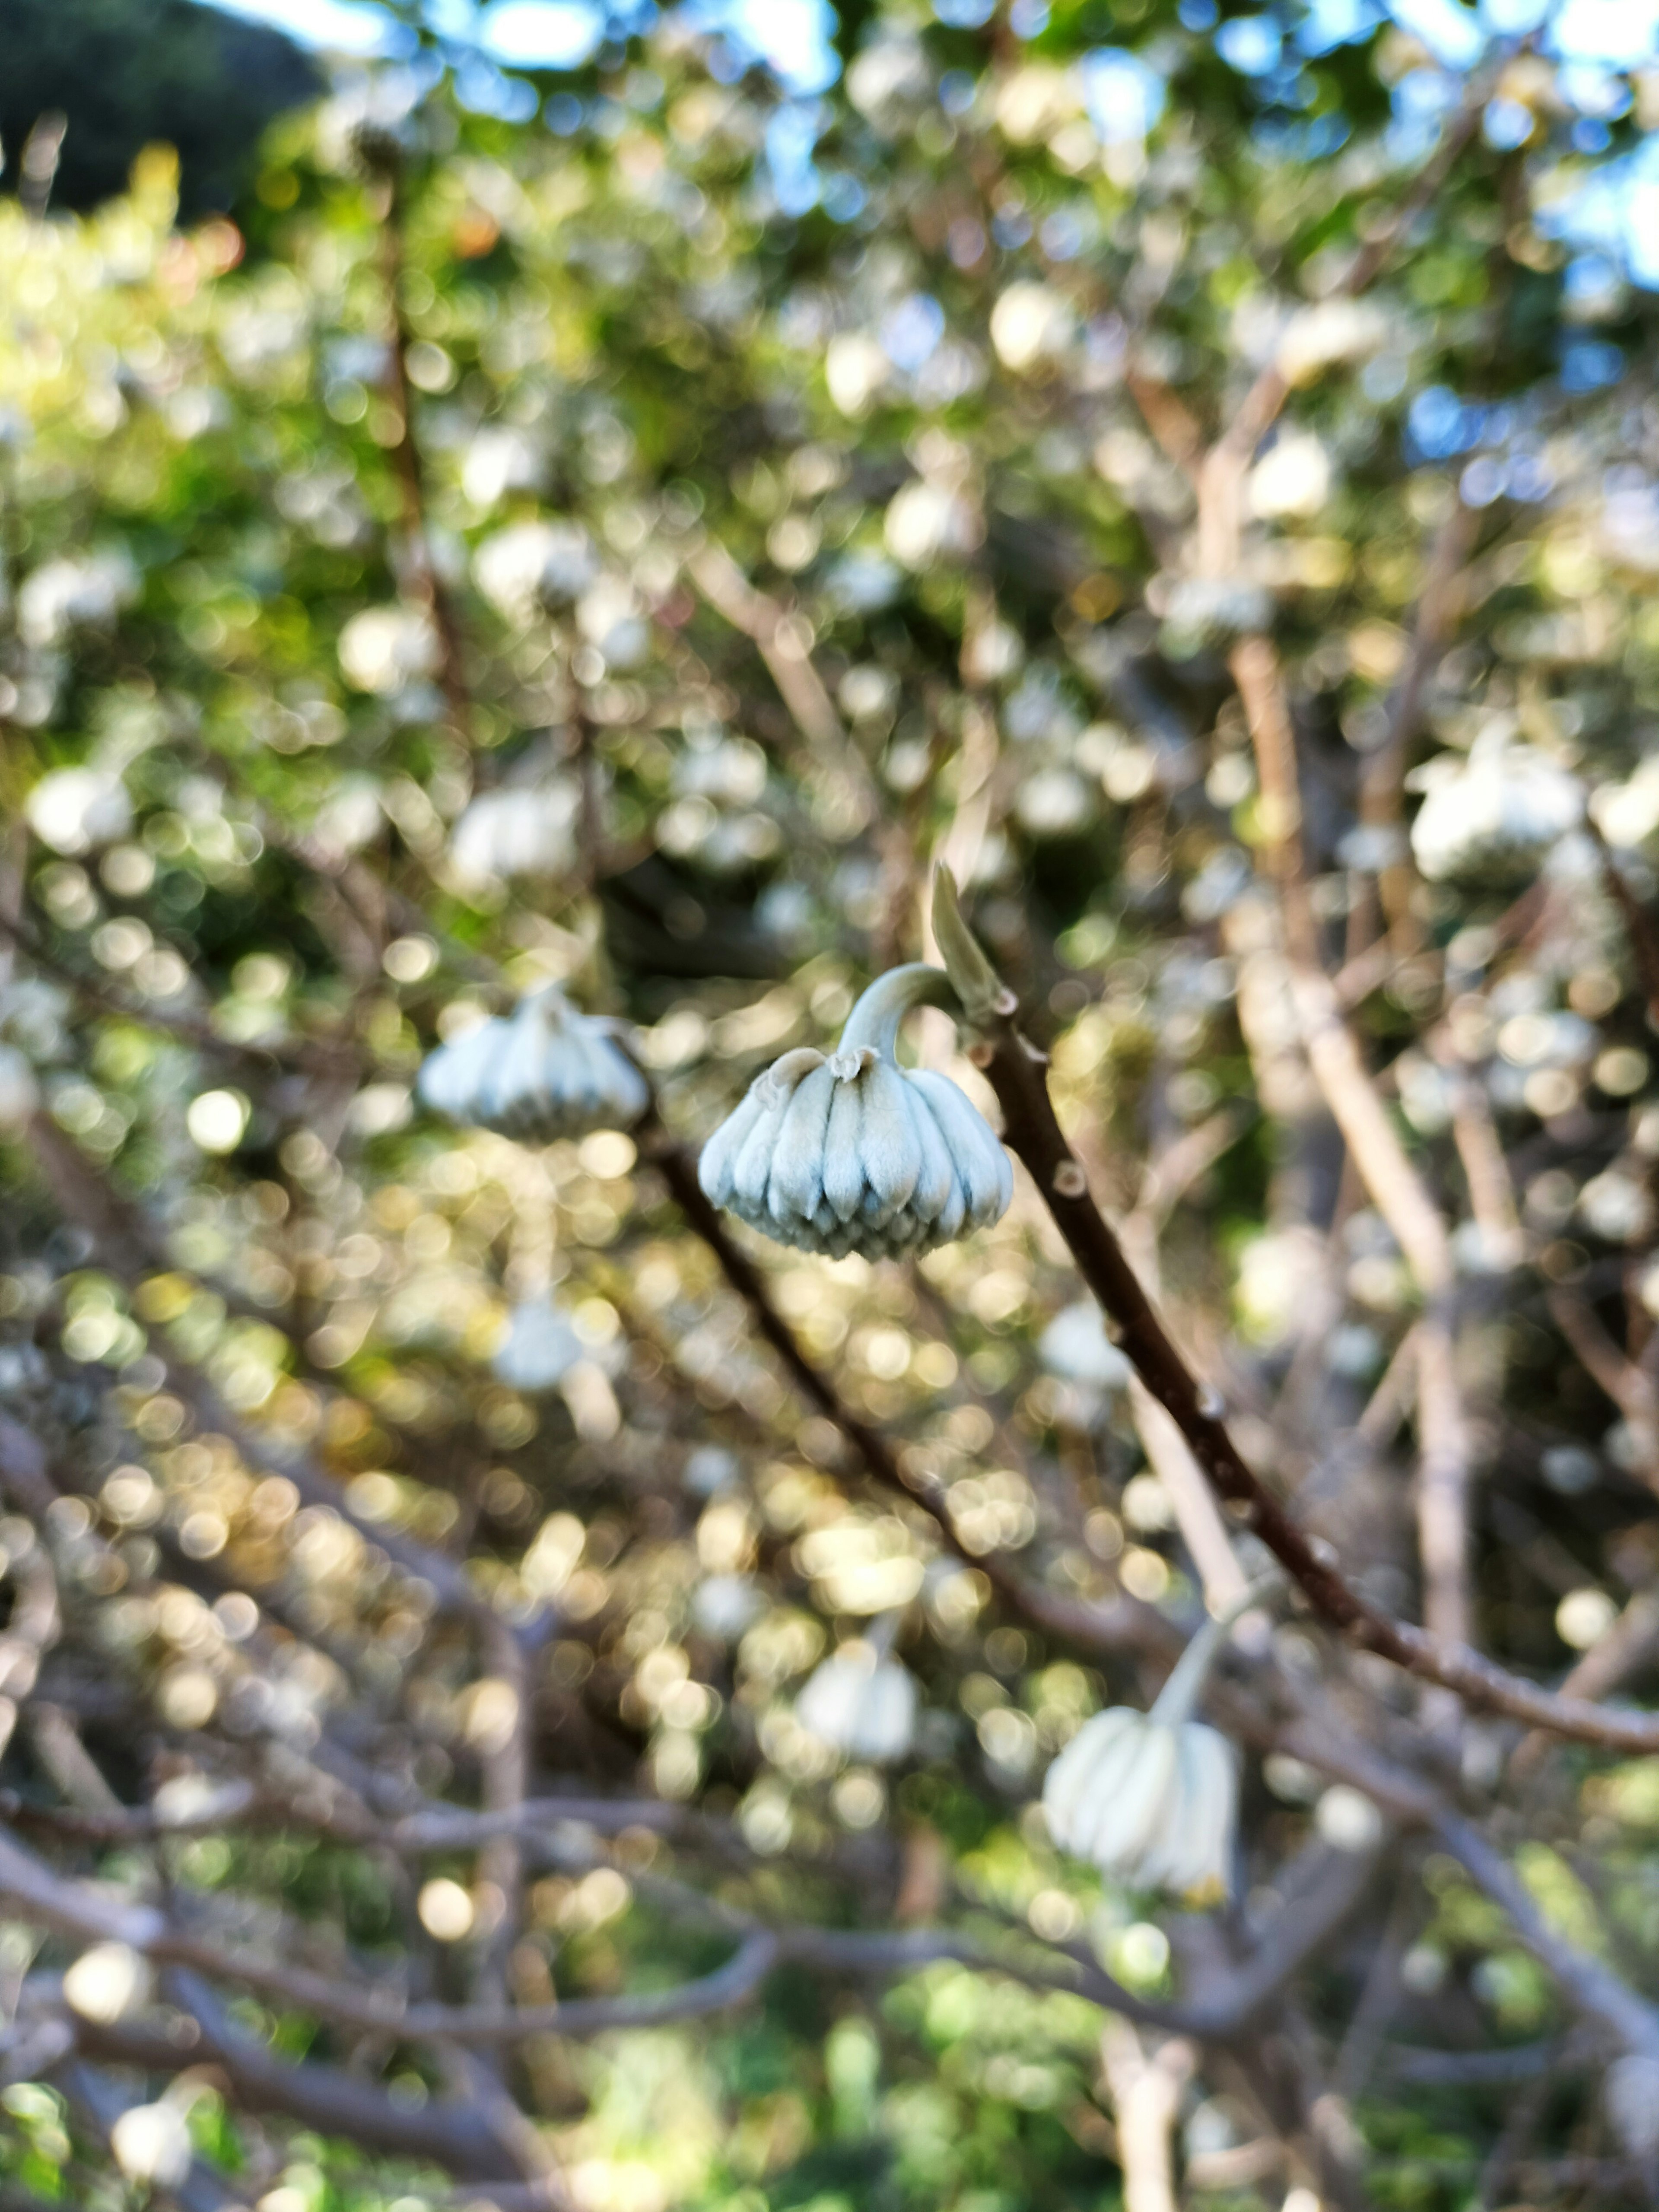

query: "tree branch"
(972, 1007), (1659, 1751)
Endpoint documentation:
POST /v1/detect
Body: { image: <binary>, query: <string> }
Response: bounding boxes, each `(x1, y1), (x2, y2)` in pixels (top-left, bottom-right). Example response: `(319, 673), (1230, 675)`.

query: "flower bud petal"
(858, 1056), (924, 1222)
(769, 1058), (836, 1224)
(1044, 1707), (1140, 1852)
(1161, 1723), (1238, 1897)
(734, 1094), (788, 1209)
(906, 1068), (1013, 1221)
(418, 1019), (508, 1120)
(909, 1084), (960, 1227)
(822, 1068), (868, 1224)
(1077, 1722), (1180, 1876)
(698, 1082), (771, 1208)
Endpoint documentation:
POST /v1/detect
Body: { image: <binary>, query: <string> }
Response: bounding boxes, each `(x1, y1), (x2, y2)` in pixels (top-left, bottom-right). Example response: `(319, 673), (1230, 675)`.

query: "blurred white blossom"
(796, 1640), (917, 1763)
(1247, 432), (1332, 520)
(461, 425), (544, 509)
(419, 989), (649, 1140)
(110, 2102), (192, 2187)
(884, 478), (981, 570)
(338, 604), (440, 695)
(989, 283), (1076, 372)
(450, 778), (582, 887)
(825, 332), (891, 416)
(492, 1298), (585, 1391)
(1410, 731), (1582, 883)
(575, 575), (648, 667)
(474, 518), (600, 620)
(64, 1942), (152, 2024)
(17, 548), (137, 646)
(1275, 299), (1388, 385)
(25, 767), (133, 856)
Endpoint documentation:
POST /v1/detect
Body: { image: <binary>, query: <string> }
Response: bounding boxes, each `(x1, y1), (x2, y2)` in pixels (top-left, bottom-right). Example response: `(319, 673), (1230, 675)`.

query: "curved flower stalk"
(418, 988), (648, 1141)
(1041, 1586), (1271, 1904)
(796, 1633), (918, 1764)
(698, 963), (1011, 1261)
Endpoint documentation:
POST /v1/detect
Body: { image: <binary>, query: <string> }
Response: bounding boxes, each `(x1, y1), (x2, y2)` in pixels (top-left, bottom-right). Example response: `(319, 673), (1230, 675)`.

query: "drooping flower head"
(418, 988), (648, 1141)
(1041, 1589), (1261, 1904)
(698, 963), (1011, 1262)
(1042, 1705), (1237, 1901)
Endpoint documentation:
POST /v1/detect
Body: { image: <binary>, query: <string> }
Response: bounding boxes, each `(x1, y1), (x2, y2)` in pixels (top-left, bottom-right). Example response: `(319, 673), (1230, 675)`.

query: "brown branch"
(1122, 369), (1205, 481)
(1546, 1287), (1659, 1494)
(1588, 815), (1659, 1025)
(1414, 1311), (1473, 1682)
(0, 1785), (1379, 2055)
(970, 1007), (1659, 1752)
(1510, 1593), (1659, 1780)
(1229, 634), (1315, 961)
(1231, 638), (1455, 1298)
(1230, 633), (1475, 1697)
(1436, 1812), (1659, 2060)
(645, 1125), (1166, 1664)
(374, 175), (475, 744)
(1208, 99), (1485, 492)
(77, 1972), (531, 2183)
(1445, 1065), (1525, 1271)
(1100, 2019), (1192, 2212)
(686, 540), (869, 777)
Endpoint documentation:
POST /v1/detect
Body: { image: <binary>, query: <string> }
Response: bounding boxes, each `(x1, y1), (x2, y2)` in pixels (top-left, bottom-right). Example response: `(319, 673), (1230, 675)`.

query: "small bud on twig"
(931, 865), (1015, 1027)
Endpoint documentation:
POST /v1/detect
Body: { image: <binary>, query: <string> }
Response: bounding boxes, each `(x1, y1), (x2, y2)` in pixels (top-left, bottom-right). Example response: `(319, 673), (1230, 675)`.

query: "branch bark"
(972, 1007), (1659, 1752)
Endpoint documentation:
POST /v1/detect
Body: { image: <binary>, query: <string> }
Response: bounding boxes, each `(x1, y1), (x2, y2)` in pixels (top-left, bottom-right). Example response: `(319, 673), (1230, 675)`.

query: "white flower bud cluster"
(1040, 1590), (1265, 1904)
(418, 990), (648, 1141)
(1043, 1706), (1237, 1900)
(698, 964), (1011, 1262)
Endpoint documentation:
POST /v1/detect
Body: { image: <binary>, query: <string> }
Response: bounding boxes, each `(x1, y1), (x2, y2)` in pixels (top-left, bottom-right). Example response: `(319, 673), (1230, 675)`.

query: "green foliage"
(0, 5), (1658, 2209)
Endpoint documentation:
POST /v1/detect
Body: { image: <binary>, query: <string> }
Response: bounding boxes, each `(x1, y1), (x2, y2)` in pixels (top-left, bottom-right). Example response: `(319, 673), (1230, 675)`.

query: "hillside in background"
(1, 0), (319, 213)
